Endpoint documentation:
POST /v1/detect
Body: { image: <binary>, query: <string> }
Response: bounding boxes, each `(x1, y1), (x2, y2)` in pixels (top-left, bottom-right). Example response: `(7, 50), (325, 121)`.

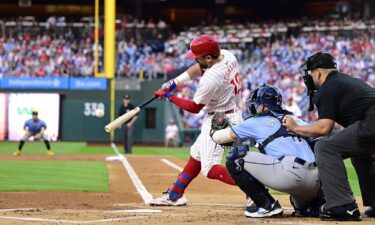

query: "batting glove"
(153, 89), (172, 100)
(161, 79), (177, 93)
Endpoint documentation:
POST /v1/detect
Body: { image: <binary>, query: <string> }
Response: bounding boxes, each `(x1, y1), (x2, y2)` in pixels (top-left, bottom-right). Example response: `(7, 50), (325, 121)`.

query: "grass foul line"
(110, 143), (153, 204)
(161, 159), (183, 172)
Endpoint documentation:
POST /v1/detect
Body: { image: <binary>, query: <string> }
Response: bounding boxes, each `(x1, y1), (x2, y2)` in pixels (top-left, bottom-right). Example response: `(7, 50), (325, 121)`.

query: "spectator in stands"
(284, 96), (302, 118)
(165, 119), (179, 147)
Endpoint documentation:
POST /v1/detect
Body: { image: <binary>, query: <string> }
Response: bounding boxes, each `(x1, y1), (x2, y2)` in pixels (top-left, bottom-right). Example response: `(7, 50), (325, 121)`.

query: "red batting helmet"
(186, 35), (220, 59)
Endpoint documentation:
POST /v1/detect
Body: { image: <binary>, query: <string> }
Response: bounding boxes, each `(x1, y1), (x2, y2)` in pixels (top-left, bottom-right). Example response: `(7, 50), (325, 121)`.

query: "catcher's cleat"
(245, 196), (257, 214)
(13, 150), (21, 156)
(149, 191), (188, 206)
(245, 200), (283, 218)
(47, 150), (55, 156)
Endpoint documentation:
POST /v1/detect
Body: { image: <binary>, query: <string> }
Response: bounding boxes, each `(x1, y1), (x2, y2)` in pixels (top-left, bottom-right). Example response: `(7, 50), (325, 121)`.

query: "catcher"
(14, 111), (54, 156)
(210, 84), (323, 218)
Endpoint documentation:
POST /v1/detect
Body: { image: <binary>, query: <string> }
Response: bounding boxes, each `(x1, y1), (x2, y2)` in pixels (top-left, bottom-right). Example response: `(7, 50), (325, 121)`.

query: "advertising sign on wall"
(1, 77), (69, 89)
(7, 93), (60, 141)
(0, 93), (6, 140)
(69, 78), (107, 90)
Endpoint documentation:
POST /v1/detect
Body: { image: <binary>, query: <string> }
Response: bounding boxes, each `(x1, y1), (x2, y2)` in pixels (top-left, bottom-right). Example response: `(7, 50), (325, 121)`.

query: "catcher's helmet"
(186, 35), (220, 59)
(246, 84), (283, 115)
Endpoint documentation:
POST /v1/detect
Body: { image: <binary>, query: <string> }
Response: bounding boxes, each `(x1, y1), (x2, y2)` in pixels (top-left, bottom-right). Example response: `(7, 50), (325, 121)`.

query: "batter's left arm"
(169, 95), (205, 114)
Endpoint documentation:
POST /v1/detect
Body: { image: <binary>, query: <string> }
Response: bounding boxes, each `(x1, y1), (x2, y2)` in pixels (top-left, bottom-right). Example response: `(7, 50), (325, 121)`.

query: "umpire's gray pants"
(243, 152), (320, 210)
(315, 121), (375, 208)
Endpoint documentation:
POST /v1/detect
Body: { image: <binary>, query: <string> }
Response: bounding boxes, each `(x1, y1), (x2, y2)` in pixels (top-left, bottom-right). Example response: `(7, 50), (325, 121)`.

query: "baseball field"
(0, 141), (373, 225)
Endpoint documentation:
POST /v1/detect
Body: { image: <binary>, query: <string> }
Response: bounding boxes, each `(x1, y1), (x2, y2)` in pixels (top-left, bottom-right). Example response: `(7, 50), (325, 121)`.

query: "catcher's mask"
(301, 52), (337, 111)
(246, 84), (283, 116)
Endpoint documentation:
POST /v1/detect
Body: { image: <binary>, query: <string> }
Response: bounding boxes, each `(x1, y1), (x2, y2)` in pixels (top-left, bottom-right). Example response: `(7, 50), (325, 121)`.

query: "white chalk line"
(0, 208), (36, 212)
(105, 209), (162, 213)
(161, 158), (183, 172)
(0, 215), (154, 224)
(109, 142), (153, 204)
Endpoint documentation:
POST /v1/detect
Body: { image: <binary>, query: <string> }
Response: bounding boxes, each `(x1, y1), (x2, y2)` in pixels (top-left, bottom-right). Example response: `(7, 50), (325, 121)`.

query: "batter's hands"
(161, 79), (177, 93)
(282, 115), (298, 132)
(153, 89), (171, 100)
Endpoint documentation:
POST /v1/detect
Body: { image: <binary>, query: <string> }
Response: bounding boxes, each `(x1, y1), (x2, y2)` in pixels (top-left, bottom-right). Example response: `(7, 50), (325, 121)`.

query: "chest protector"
(256, 111), (314, 153)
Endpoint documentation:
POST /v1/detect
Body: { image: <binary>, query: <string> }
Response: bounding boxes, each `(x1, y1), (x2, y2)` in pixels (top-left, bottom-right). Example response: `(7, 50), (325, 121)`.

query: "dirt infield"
(0, 154), (374, 225)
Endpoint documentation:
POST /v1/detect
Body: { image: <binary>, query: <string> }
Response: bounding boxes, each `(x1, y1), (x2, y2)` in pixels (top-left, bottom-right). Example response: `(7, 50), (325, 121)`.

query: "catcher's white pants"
(190, 109), (243, 176)
(243, 152), (321, 209)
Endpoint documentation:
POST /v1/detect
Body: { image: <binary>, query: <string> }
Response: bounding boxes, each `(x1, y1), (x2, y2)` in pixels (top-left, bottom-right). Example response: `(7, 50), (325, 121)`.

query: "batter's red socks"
(169, 157), (201, 201)
(207, 164), (236, 185)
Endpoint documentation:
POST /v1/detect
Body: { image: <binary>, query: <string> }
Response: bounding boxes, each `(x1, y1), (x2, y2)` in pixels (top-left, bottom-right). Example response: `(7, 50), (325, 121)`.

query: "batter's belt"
(279, 156), (317, 168)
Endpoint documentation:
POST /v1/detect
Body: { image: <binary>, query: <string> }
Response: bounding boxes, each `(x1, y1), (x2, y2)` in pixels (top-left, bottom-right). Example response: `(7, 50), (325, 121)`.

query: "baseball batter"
(14, 111), (54, 156)
(211, 85), (322, 218)
(150, 35), (243, 206)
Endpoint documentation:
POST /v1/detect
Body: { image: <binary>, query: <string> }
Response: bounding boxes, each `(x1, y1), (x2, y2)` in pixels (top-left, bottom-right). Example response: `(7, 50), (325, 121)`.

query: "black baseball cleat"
(245, 197), (258, 214)
(365, 206), (375, 217)
(319, 203), (362, 221)
(245, 200), (283, 218)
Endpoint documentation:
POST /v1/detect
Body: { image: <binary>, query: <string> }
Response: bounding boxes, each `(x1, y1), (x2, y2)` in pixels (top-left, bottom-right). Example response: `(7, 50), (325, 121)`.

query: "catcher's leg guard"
(226, 158), (275, 208)
(169, 173), (191, 201)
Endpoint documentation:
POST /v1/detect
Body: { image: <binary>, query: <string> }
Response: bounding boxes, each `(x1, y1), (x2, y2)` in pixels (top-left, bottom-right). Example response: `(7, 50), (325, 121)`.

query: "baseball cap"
(304, 52), (337, 71)
(186, 35), (220, 59)
(124, 94), (130, 100)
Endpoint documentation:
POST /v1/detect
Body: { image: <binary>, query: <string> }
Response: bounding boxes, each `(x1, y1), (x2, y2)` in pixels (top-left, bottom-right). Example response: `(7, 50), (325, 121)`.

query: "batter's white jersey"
(194, 49), (241, 112)
(190, 49), (243, 176)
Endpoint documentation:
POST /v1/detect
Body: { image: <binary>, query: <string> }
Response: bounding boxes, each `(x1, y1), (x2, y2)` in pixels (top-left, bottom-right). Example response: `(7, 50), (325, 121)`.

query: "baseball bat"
(104, 96), (156, 132)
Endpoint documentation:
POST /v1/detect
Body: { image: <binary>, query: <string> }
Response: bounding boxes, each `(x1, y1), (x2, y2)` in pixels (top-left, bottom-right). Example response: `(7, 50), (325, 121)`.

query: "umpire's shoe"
(245, 200), (283, 218)
(365, 206), (375, 217)
(319, 203), (362, 221)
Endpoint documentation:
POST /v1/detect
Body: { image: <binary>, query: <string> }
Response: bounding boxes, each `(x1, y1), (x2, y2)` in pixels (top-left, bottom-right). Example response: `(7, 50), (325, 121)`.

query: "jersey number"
(230, 73), (241, 95)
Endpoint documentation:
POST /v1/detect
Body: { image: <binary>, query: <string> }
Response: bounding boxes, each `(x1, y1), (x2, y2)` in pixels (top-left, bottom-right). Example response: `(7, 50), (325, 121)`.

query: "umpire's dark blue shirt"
(314, 71), (375, 127)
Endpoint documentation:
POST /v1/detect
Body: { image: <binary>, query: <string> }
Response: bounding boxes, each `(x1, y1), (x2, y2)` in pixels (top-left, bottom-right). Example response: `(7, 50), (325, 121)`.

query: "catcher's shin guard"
(226, 159), (275, 208)
(169, 173), (191, 201)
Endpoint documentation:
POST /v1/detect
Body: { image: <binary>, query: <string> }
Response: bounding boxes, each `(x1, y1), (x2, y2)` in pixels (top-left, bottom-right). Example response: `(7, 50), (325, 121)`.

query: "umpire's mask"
(301, 52), (337, 111)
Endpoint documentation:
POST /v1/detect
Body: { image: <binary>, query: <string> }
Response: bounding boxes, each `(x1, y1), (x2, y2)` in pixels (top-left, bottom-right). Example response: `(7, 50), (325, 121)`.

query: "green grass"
(0, 142), (362, 195)
(0, 141), (114, 155)
(0, 161), (108, 192)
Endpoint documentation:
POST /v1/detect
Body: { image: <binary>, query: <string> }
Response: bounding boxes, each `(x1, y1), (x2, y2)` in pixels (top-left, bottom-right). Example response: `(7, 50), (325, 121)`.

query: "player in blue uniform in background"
(14, 111), (54, 156)
(211, 84), (322, 218)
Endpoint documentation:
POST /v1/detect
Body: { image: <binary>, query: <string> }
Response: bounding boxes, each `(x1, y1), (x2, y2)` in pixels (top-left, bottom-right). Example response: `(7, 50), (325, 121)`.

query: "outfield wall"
(0, 79), (171, 143)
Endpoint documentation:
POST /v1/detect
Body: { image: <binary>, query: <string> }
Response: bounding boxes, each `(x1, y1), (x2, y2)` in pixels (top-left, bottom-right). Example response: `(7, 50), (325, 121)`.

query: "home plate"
(105, 209), (162, 213)
(105, 155), (125, 161)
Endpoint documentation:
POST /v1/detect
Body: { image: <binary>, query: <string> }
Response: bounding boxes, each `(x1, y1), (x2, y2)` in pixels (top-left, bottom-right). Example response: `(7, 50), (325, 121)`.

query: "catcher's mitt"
(211, 112), (230, 130)
(210, 112), (233, 147)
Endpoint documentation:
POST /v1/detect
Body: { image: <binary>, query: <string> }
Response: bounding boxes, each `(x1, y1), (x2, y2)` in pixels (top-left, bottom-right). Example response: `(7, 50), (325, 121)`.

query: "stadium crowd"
(1, 17), (375, 123)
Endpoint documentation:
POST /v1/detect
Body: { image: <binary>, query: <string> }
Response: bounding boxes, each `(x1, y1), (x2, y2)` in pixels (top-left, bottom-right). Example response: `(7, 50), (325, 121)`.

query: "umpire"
(283, 52), (375, 221)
